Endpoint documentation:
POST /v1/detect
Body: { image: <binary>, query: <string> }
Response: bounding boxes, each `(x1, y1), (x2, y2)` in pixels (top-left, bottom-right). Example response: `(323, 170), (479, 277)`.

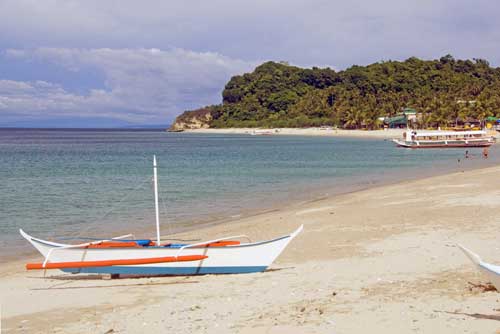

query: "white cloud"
(1, 0), (499, 126)
(1, 48), (256, 124)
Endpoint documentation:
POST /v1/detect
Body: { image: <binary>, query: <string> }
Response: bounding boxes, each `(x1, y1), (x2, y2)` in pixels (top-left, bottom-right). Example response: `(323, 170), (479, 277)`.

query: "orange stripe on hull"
(26, 255), (208, 270)
(200, 240), (241, 247)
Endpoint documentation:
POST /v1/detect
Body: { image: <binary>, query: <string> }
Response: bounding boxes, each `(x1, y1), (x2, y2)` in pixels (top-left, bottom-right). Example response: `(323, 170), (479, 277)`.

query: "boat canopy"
(409, 130), (486, 137)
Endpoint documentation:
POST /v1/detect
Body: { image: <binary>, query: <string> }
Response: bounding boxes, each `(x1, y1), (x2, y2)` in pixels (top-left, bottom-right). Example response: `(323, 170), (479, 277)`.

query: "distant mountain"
(1, 117), (134, 128)
(120, 124), (169, 129)
(1, 118), (168, 129)
(170, 55), (500, 130)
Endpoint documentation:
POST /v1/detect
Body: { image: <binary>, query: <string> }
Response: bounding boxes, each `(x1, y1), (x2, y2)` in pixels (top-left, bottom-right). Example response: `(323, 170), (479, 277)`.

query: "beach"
(184, 127), (405, 138)
(184, 127), (500, 139)
(2, 165), (500, 333)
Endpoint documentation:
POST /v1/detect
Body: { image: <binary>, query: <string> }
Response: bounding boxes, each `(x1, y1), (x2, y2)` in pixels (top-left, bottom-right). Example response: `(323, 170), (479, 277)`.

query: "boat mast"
(153, 155), (161, 246)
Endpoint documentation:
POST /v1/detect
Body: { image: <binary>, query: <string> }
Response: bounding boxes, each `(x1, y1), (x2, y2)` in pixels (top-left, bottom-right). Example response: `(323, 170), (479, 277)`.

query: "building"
(382, 108), (417, 128)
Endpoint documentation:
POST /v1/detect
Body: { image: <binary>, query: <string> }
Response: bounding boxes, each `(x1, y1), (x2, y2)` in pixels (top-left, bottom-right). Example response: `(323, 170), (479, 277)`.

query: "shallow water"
(1, 129), (498, 261)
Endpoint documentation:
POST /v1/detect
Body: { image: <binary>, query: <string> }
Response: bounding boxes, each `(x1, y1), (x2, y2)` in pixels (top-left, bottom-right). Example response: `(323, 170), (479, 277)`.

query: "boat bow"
(458, 244), (500, 291)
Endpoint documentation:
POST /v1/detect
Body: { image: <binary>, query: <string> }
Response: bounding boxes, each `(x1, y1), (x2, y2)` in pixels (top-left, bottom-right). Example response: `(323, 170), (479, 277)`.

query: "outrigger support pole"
(153, 155), (161, 246)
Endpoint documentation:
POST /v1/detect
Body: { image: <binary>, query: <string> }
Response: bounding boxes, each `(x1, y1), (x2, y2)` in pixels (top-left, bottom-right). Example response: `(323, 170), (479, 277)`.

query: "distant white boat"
(251, 129), (275, 136)
(393, 129), (495, 148)
(458, 244), (500, 290)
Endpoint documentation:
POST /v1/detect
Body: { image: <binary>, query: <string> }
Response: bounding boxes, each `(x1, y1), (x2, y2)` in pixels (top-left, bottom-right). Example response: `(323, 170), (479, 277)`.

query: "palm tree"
(343, 107), (364, 129)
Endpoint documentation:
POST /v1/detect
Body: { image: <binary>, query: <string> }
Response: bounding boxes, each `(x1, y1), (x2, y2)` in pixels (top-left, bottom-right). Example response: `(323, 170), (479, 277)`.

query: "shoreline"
(4, 153), (493, 266)
(183, 127), (405, 138)
(4, 164), (500, 332)
(183, 127), (500, 139)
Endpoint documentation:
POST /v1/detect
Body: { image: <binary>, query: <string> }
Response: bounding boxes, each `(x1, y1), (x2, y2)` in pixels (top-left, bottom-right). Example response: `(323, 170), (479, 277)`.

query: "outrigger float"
(21, 156), (303, 276)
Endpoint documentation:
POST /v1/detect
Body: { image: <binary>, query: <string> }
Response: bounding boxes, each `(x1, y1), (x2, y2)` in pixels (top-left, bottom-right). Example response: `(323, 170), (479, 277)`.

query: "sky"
(0, 0), (499, 127)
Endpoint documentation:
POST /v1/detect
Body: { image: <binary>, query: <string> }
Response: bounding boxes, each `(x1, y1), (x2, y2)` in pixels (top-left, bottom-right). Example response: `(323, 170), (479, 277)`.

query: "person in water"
(483, 147), (489, 159)
(465, 150), (469, 159)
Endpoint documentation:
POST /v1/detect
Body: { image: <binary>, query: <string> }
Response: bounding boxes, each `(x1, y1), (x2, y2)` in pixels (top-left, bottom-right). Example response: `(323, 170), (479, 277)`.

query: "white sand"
(184, 127), (500, 140)
(184, 127), (406, 138)
(3, 166), (500, 333)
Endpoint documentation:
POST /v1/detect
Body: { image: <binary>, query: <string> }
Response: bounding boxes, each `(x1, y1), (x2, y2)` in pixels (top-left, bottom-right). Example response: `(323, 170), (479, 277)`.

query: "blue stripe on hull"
(60, 266), (267, 275)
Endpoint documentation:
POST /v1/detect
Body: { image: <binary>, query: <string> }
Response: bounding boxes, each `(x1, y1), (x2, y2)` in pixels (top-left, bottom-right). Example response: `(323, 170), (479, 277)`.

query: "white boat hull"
(392, 129), (496, 148)
(393, 138), (495, 148)
(458, 244), (500, 291)
(20, 226), (302, 275)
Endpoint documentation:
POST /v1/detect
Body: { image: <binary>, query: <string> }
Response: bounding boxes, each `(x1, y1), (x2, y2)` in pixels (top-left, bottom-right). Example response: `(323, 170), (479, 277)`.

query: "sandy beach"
(183, 127), (500, 139)
(3, 165), (500, 333)
(183, 127), (405, 138)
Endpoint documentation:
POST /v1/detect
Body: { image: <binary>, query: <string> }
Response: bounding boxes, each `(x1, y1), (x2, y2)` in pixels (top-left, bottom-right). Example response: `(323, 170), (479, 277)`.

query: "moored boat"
(392, 129), (495, 148)
(458, 245), (500, 291)
(251, 129), (276, 136)
(20, 156), (303, 276)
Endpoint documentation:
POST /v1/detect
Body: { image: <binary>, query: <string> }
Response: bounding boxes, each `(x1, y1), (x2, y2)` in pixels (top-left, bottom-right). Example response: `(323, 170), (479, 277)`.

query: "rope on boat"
(48, 161), (202, 243)
(158, 183), (173, 237)
(66, 177), (152, 240)
(52, 172), (202, 243)
(155, 189), (201, 242)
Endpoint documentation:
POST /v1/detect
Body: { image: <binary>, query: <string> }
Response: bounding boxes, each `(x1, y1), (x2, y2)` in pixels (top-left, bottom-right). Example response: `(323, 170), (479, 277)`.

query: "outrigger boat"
(250, 129), (276, 136)
(20, 156), (303, 276)
(458, 245), (500, 290)
(393, 129), (495, 148)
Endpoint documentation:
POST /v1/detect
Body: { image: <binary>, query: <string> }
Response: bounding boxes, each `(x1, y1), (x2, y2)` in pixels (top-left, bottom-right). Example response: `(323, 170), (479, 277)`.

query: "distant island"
(169, 55), (500, 131)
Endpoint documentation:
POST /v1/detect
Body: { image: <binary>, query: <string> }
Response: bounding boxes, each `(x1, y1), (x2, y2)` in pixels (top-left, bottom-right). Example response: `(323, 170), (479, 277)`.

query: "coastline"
(3, 165), (500, 333)
(183, 127), (500, 139)
(7, 129), (500, 266)
(5, 147), (495, 265)
(183, 127), (405, 138)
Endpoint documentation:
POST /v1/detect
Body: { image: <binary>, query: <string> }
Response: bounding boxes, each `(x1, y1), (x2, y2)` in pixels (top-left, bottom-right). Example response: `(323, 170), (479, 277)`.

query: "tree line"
(174, 55), (500, 129)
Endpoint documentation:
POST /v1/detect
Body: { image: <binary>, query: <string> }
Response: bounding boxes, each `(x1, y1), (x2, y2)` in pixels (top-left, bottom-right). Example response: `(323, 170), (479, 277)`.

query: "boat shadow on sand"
(27, 267), (294, 290)
(29, 279), (199, 291)
(27, 266), (294, 280)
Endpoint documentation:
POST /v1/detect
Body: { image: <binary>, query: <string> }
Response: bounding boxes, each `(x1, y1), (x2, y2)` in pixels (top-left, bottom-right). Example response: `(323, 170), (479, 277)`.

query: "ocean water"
(1, 129), (499, 261)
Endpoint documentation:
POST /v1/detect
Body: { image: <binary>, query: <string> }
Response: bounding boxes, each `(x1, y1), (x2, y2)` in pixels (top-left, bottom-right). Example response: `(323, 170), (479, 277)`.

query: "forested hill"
(170, 55), (500, 130)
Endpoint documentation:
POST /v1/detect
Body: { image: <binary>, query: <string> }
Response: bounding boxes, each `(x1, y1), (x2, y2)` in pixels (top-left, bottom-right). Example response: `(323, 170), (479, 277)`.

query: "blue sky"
(0, 0), (499, 127)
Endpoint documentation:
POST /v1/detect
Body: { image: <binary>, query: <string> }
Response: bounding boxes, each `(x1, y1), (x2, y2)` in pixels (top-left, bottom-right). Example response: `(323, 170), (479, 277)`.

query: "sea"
(1, 128), (499, 262)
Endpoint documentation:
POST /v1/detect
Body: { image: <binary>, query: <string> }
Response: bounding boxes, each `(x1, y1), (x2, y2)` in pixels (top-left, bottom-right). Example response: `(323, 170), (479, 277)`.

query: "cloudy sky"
(0, 0), (499, 127)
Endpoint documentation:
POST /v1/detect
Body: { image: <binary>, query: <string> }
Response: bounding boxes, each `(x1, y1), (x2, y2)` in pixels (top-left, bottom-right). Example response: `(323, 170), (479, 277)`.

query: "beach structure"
(392, 129), (495, 148)
(382, 108), (418, 129)
(20, 156), (303, 276)
(458, 245), (500, 291)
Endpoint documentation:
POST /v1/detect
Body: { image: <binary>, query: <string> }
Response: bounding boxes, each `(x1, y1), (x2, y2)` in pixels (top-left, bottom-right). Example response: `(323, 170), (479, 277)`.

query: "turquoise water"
(1, 129), (499, 261)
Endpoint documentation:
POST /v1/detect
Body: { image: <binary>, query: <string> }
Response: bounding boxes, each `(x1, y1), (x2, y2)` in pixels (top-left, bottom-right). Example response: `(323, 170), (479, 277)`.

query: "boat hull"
(20, 226), (302, 276)
(392, 139), (494, 148)
(459, 245), (500, 291)
(61, 265), (267, 275)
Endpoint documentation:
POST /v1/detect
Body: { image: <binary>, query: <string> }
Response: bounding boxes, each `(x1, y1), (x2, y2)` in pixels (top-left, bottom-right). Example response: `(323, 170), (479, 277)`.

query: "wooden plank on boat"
(26, 255), (208, 270)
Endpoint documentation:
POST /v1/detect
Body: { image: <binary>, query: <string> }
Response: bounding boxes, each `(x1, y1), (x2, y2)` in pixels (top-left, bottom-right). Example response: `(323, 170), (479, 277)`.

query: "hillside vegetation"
(172, 55), (500, 129)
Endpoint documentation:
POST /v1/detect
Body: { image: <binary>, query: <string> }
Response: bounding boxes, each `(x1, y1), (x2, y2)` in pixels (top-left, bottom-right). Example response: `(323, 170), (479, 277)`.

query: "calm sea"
(1, 129), (499, 261)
